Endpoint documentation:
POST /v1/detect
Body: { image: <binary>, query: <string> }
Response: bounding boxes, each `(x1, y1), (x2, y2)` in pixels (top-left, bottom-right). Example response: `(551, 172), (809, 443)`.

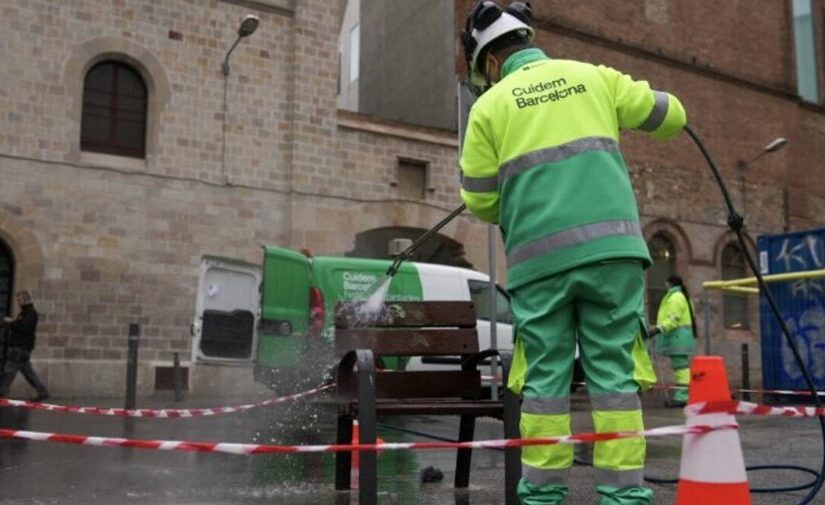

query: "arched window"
(0, 239), (13, 317)
(80, 61), (147, 158)
(647, 234), (676, 316)
(722, 243), (749, 329)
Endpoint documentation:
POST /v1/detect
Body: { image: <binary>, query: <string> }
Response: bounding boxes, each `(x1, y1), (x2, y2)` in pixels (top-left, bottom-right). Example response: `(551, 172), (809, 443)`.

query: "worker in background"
(650, 275), (697, 407)
(458, 2), (686, 504)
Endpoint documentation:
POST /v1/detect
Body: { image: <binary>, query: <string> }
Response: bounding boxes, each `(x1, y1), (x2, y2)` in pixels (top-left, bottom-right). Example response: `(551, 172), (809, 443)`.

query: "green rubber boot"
(596, 485), (654, 505)
(518, 480), (569, 504)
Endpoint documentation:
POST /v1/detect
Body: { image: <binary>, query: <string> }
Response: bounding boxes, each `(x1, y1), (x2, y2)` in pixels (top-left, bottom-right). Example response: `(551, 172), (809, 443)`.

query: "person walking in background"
(650, 275), (697, 407)
(0, 290), (49, 401)
(458, 1), (686, 503)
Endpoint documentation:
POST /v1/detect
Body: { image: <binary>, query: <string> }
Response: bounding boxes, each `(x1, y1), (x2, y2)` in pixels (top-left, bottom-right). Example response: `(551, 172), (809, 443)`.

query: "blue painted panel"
(758, 228), (825, 392)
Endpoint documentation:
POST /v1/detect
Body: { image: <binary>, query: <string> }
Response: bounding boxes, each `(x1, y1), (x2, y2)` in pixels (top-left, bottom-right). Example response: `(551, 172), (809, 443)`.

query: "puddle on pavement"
(0, 394), (509, 504)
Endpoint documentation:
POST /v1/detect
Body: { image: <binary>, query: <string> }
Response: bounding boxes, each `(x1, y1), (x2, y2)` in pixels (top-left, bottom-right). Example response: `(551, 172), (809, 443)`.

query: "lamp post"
(737, 137), (787, 220)
(221, 14), (259, 184)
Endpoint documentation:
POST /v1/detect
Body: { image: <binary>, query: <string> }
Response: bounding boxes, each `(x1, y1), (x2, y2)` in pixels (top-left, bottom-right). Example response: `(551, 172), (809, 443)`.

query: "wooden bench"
(333, 300), (520, 505)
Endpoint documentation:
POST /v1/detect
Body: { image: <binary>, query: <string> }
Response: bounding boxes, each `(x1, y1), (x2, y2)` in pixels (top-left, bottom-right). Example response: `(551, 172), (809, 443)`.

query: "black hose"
(748, 465), (819, 494)
(611, 461), (817, 493)
(376, 422), (504, 451)
(643, 463), (815, 492)
(684, 124), (825, 504)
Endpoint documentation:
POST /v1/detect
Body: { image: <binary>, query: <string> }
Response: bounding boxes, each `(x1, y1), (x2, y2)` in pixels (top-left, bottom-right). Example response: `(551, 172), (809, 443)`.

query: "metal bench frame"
(333, 301), (521, 505)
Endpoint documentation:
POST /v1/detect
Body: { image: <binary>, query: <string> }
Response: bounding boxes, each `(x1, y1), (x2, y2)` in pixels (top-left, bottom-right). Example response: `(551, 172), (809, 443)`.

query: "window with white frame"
(792, 0), (821, 102)
(349, 24), (360, 83)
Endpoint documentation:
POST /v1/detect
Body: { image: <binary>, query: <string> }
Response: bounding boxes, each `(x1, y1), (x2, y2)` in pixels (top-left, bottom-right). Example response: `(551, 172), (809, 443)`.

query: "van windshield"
(468, 280), (512, 325)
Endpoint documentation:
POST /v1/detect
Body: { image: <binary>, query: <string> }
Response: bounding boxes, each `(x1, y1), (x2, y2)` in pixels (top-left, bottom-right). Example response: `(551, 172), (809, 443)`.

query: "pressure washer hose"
(386, 204), (467, 277)
(682, 124), (824, 502)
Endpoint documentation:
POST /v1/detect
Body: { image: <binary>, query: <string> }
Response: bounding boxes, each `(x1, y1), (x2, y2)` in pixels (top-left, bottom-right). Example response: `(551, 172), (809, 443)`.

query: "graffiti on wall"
(773, 235), (825, 382)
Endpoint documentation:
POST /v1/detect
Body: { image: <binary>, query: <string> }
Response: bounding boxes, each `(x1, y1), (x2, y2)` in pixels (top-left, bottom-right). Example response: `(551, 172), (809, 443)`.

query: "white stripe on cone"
(679, 412), (747, 483)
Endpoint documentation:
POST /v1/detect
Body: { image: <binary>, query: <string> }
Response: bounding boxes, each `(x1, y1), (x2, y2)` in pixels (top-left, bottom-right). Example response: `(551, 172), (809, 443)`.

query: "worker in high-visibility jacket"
(650, 275), (697, 407)
(458, 2), (686, 504)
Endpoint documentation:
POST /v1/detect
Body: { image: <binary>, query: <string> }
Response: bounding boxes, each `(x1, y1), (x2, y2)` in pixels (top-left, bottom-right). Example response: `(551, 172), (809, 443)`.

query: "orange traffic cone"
(675, 356), (751, 504)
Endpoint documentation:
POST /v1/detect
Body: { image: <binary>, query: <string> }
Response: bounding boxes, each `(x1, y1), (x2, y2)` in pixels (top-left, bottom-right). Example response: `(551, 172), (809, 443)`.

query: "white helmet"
(461, 1), (535, 92)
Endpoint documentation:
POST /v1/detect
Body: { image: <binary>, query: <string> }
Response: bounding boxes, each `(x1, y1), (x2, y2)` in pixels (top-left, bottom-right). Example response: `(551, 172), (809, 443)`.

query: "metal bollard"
(125, 323), (140, 409)
(741, 342), (751, 401)
(173, 352), (182, 402)
(703, 290), (712, 355)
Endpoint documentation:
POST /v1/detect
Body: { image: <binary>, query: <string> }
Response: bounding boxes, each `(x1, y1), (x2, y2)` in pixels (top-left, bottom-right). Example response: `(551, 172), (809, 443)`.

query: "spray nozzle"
(386, 259), (402, 278)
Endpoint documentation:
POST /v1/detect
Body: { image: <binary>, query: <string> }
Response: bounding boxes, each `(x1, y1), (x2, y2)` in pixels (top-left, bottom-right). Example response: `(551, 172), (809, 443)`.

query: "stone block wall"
(0, 0), (497, 397)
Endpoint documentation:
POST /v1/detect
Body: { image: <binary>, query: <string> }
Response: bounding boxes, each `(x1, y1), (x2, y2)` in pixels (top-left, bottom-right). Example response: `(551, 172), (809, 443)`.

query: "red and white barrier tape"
(0, 422), (737, 455)
(0, 384), (333, 418)
(736, 387), (825, 397)
(8, 381), (822, 421)
(655, 384), (825, 396)
(687, 400), (825, 418)
(456, 376), (825, 398)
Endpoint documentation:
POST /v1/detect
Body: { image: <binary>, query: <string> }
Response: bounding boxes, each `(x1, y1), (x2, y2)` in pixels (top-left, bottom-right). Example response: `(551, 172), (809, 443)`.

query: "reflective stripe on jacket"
(459, 49), (686, 290)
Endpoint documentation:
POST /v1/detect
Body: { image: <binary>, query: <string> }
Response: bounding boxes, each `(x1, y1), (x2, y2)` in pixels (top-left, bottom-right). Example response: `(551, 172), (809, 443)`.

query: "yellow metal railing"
(702, 268), (825, 294)
(699, 268), (825, 355)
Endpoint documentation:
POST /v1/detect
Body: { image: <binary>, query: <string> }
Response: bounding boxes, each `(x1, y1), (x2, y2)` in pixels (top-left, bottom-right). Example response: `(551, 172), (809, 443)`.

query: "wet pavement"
(0, 389), (821, 504)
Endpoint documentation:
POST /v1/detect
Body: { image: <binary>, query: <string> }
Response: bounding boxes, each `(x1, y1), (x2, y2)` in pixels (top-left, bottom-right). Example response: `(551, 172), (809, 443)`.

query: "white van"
(191, 250), (581, 393)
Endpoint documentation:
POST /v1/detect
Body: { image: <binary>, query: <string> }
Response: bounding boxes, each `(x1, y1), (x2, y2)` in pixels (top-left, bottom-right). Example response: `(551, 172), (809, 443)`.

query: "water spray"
(342, 204), (468, 322)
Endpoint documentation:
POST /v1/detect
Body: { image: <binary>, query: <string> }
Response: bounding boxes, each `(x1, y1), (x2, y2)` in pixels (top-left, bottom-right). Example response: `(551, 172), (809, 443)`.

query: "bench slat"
(373, 371), (482, 399)
(335, 329), (479, 356)
(335, 301), (477, 328)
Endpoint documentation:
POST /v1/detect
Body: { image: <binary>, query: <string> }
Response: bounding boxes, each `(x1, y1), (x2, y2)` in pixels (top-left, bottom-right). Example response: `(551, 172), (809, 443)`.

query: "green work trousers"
(669, 355), (691, 404)
(508, 261), (655, 505)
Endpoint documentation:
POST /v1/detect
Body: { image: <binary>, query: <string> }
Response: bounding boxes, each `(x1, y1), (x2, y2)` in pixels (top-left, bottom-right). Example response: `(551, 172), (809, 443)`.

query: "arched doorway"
(347, 227), (473, 269)
(0, 239), (14, 317)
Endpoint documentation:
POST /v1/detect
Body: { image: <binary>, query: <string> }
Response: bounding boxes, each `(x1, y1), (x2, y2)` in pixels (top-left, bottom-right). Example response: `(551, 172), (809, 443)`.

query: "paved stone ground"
(0, 390), (820, 504)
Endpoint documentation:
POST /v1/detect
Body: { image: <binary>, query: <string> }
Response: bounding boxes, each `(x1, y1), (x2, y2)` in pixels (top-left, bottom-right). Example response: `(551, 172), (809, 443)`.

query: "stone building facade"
(0, 0), (481, 397)
(0, 0), (823, 396)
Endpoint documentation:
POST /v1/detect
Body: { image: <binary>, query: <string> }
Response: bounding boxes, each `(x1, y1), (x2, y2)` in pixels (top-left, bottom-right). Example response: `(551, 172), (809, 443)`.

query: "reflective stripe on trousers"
(521, 393), (645, 489)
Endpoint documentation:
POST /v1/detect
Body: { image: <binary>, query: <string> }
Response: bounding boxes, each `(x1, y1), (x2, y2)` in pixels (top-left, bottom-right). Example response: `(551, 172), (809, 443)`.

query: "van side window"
(468, 280), (513, 325)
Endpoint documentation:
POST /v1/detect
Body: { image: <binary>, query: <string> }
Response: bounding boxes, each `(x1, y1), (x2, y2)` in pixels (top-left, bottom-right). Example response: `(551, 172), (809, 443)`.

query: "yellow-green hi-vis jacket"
(460, 49), (687, 290)
(655, 286), (697, 356)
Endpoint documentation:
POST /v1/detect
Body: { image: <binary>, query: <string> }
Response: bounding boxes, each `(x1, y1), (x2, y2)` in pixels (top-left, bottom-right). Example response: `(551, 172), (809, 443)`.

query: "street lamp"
(221, 14), (259, 184)
(737, 137), (788, 219)
(222, 15), (260, 76)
